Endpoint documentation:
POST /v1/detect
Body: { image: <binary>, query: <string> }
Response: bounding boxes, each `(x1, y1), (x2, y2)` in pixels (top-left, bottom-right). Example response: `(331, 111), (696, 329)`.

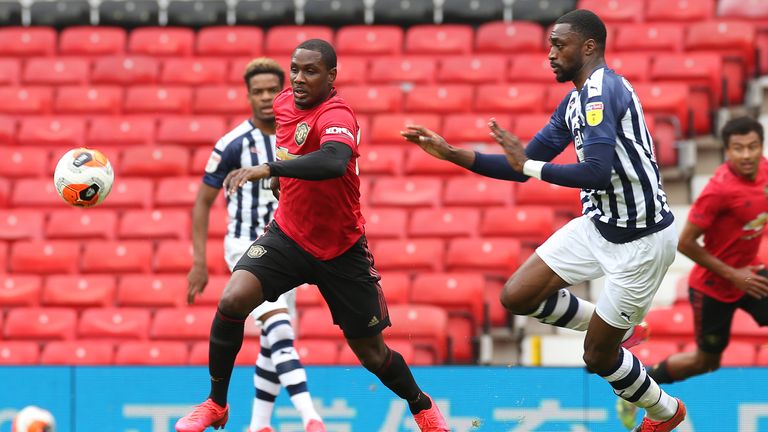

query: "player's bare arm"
(678, 220), (768, 299)
(188, 183), (220, 304)
(401, 124), (476, 168)
(270, 176), (280, 200)
(488, 118), (527, 171)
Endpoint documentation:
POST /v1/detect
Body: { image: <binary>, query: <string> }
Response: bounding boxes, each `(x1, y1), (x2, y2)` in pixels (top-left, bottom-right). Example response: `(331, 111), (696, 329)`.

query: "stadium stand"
(0, 0), (765, 368)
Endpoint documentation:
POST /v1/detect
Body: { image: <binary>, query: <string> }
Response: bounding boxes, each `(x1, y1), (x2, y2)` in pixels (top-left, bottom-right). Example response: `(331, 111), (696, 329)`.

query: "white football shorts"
(536, 215), (677, 329)
(224, 235), (296, 323)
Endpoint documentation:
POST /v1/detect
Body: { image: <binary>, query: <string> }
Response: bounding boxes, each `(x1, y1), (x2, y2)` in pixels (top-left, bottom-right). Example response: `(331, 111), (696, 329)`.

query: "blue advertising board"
(0, 366), (767, 431)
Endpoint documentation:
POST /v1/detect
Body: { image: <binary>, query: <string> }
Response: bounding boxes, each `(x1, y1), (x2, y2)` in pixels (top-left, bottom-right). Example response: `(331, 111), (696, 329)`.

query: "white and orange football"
(53, 148), (114, 207)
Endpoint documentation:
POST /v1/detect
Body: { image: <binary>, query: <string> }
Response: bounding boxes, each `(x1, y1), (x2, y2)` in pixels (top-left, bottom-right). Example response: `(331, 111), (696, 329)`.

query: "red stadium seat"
(646, 0), (715, 22)
(4, 307), (77, 340)
(193, 274), (229, 305)
(0, 239), (7, 271)
(155, 177), (202, 207)
(441, 114), (512, 143)
(404, 146), (466, 175)
(92, 56), (159, 85)
(443, 177), (514, 207)
(336, 25), (404, 55)
(358, 146), (404, 175)
(10, 241), (80, 274)
(160, 58), (228, 85)
(295, 340), (340, 365)
(129, 27), (194, 56)
(630, 340), (680, 366)
(516, 178), (583, 216)
(333, 56), (369, 86)
(152, 307), (215, 340)
(154, 240), (227, 274)
(362, 207), (408, 239)
(613, 24), (684, 53)
(297, 306), (344, 340)
(157, 116), (226, 146)
(475, 84), (547, 113)
(99, 178), (153, 209)
(408, 208), (479, 238)
(0, 117), (15, 145)
(509, 54), (555, 83)
(379, 271), (410, 304)
(10, 178), (61, 208)
(296, 283), (324, 308)
(196, 26), (263, 57)
(512, 114), (555, 141)
(633, 83), (690, 133)
(606, 53), (652, 82)
(0, 209), (45, 241)
(41, 341), (114, 365)
(385, 304), (449, 363)
(0, 27), (56, 57)
(372, 238), (444, 272)
(0, 59), (20, 85)
(116, 274), (185, 307)
(229, 56), (291, 84)
(120, 145), (190, 177)
(78, 308), (150, 340)
(475, 21), (544, 53)
(118, 209), (188, 239)
(445, 238), (520, 274)
(208, 207), (228, 238)
(124, 85), (192, 114)
(404, 84), (473, 113)
(685, 20), (756, 88)
(369, 113), (440, 144)
(59, 26), (127, 56)
(645, 304), (694, 337)
(0, 342), (40, 365)
(370, 177), (442, 207)
(54, 86), (123, 114)
(42, 274), (115, 308)
(758, 346), (768, 366)
(481, 206), (556, 244)
(651, 53), (723, 106)
(405, 25), (472, 54)
(411, 272), (484, 322)
(0, 87), (53, 115)
(682, 341), (756, 366)
(369, 57), (436, 84)
(17, 117), (85, 148)
(46, 209), (117, 240)
(81, 241), (153, 273)
(732, 310), (768, 344)
(116, 341), (188, 365)
(577, 0), (645, 23)
(338, 85), (403, 114)
(192, 85), (248, 115)
(23, 58), (90, 85)
(87, 117), (155, 148)
(437, 55), (507, 84)
(0, 275), (42, 307)
(264, 26), (334, 55)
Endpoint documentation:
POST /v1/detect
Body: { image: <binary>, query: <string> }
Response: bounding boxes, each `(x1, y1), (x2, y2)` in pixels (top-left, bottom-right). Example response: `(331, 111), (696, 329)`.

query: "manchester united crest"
(294, 122), (310, 146)
(247, 245), (267, 258)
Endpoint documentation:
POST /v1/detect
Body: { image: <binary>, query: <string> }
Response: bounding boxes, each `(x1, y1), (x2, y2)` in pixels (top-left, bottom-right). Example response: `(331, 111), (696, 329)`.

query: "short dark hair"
(555, 9), (607, 51)
(295, 38), (337, 70)
(243, 57), (285, 88)
(721, 116), (764, 147)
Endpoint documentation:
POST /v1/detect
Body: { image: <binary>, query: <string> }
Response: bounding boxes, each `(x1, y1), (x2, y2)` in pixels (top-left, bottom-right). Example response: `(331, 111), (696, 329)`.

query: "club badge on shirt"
(294, 122), (310, 146)
(247, 245), (267, 258)
(585, 102), (604, 126)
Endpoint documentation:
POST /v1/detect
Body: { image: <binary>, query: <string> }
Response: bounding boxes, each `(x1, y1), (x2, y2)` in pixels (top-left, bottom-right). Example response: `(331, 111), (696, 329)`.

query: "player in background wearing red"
(618, 116), (768, 429)
(175, 39), (449, 432)
(186, 58), (325, 432)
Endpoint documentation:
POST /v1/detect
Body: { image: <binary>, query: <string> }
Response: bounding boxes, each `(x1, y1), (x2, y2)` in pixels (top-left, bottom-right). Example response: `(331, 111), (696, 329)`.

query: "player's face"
(725, 131), (762, 179)
(548, 24), (585, 83)
(290, 48), (337, 109)
(247, 73), (282, 122)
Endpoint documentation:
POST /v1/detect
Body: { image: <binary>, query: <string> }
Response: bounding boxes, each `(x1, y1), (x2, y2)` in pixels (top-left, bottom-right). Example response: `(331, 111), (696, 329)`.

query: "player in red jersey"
(618, 116), (768, 429)
(175, 39), (449, 432)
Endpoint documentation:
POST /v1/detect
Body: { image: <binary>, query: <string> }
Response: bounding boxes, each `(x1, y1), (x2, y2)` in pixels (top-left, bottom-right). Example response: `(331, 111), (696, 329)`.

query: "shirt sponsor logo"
(325, 126), (354, 140)
(294, 122), (310, 146)
(585, 101), (604, 126)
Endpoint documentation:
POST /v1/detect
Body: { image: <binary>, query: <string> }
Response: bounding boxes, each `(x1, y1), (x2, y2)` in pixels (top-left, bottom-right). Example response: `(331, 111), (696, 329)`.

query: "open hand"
(731, 265), (768, 299)
(400, 125), (452, 160)
(488, 118), (527, 172)
(223, 165), (271, 196)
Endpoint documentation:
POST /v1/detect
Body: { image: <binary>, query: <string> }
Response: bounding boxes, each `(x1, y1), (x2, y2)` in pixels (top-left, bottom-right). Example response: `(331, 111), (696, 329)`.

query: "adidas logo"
(368, 316), (379, 327)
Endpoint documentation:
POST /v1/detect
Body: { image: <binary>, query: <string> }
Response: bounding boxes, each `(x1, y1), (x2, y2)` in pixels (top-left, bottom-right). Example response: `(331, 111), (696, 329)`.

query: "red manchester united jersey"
(272, 87), (365, 260)
(688, 159), (768, 302)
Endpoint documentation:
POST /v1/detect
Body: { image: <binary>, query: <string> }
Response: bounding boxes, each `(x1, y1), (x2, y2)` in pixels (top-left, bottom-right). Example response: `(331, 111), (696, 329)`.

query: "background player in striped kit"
(186, 58), (325, 432)
(403, 9), (686, 432)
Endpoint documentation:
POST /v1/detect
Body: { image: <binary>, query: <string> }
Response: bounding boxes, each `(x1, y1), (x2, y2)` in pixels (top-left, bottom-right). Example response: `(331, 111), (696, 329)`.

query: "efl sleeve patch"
(585, 101), (604, 126)
(204, 152), (221, 173)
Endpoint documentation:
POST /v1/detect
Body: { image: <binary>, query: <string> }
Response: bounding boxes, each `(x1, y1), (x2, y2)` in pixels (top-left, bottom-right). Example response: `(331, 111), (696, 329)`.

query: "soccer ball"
(11, 405), (55, 432)
(53, 148), (114, 207)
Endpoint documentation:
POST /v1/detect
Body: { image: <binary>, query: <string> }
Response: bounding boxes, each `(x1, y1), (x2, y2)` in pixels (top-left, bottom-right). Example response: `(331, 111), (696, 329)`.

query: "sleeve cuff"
(523, 160), (546, 180)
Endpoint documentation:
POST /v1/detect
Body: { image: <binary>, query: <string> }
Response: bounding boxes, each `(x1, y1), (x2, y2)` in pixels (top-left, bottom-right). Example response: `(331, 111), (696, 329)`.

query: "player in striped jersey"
(185, 58), (325, 432)
(403, 9), (685, 432)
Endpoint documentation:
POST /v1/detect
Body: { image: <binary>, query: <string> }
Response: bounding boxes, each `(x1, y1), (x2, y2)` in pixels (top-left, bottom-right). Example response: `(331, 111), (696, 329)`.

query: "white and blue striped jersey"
(535, 67), (673, 242)
(202, 120), (277, 241)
